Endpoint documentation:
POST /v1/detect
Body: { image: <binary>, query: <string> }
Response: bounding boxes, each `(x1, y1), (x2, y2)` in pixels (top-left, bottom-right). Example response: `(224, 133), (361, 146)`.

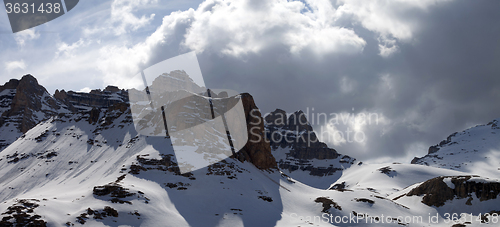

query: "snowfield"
(0, 111), (498, 226)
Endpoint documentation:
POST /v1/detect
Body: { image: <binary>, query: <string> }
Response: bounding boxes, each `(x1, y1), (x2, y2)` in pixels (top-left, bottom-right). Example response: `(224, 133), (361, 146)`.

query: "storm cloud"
(125, 0), (500, 162)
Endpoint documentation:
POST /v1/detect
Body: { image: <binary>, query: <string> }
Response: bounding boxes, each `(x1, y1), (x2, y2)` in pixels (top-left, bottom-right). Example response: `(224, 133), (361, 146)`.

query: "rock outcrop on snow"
(406, 176), (500, 207)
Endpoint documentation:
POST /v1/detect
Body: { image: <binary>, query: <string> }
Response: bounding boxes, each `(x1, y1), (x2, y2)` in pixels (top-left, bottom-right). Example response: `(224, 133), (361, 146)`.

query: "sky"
(1, 0), (499, 163)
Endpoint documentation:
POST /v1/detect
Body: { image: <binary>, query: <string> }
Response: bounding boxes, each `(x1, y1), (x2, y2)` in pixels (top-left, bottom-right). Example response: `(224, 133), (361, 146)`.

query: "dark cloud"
(187, 0), (500, 162)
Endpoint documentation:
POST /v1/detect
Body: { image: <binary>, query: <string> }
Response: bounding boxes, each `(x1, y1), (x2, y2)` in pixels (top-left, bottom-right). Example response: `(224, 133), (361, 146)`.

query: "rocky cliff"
(54, 85), (128, 112)
(264, 109), (355, 187)
(0, 74), (277, 171)
(0, 75), (66, 150)
(236, 93), (277, 170)
(266, 109), (343, 160)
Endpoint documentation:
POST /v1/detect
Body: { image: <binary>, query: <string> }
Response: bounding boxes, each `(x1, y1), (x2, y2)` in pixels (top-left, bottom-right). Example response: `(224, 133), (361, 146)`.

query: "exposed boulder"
(406, 176), (500, 207)
(315, 197), (342, 212)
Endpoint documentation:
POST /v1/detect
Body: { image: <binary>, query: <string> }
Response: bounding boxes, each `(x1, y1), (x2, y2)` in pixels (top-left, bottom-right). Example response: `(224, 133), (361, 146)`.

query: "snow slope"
(0, 107), (290, 226)
(1, 107), (499, 226)
(413, 118), (500, 178)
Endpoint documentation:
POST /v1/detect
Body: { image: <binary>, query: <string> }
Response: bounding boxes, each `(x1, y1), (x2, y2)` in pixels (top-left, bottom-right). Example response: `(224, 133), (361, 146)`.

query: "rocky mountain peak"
(265, 108), (334, 159)
(265, 109), (313, 132)
(264, 108), (355, 186)
(411, 118), (500, 178)
(264, 108), (287, 128)
(0, 79), (19, 90)
(12, 75), (55, 113)
(0, 74), (60, 131)
(0, 74), (65, 150)
(103, 85), (121, 93)
(287, 110), (313, 132)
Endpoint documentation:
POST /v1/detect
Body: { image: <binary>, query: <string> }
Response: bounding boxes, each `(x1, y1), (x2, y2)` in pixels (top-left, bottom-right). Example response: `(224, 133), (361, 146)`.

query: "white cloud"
(78, 87), (92, 93)
(378, 36), (399, 57)
(317, 110), (390, 148)
(14, 29), (40, 47)
(91, 0), (369, 87)
(97, 39), (155, 87)
(318, 121), (348, 146)
(93, 0), (457, 91)
(56, 39), (89, 58)
(80, 0), (458, 90)
(89, 0), (458, 89)
(96, 8), (195, 87)
(0, 0), (453, 96)
(5, 60), (27, 72)
(182, 0), (366, 57)
(110, 0), (158, 35)
(80, 0), (158, 37)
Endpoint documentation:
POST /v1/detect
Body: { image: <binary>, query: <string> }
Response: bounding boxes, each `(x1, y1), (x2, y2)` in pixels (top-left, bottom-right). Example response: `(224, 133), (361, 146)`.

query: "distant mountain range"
(0, 74), (498, 226)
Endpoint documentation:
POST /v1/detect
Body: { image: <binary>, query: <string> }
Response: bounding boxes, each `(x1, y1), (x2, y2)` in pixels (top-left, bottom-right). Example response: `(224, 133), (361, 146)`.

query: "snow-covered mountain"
(0, 74), (499, 227)
(0, 75), (69, 151)
(412, 118), (500, 178)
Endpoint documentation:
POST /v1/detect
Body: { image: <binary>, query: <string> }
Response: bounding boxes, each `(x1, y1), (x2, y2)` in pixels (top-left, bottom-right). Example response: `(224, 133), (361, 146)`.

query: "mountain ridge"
(0, 74), (499, 226)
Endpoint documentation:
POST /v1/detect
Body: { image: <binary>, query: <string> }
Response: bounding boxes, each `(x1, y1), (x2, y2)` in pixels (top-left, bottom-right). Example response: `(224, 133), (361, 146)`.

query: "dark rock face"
(264, 108), (355, 177)
(264, 109), (287, 128)
(0, 75), (61, 133)
(265, 109), (340, 160)
(236, 93), (277, 170)
(54, 86), (128, 112)
(406, 176), (500, 207)
(315, 197), (342, 212)
(329, 182), (350, 191)
(0, 75), (66, 150)
(287, 110), (313, 132)
(428, 145), (440, 154)
(88, 108), (101, 124)
(75, 206), (120, 224)
(488, 119), (500, 129)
